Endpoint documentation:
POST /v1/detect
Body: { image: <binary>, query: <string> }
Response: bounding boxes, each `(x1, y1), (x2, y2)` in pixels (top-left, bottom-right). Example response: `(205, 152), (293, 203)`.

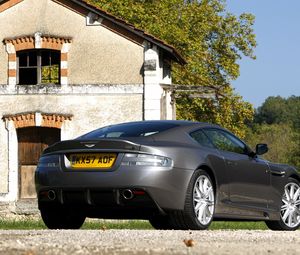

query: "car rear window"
(79, 122), (179, 139)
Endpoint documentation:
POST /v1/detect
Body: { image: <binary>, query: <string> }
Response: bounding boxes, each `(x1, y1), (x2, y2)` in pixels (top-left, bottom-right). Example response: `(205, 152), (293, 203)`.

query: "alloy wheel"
(193, 175), (215, 225)
(281, 182), (300, 228)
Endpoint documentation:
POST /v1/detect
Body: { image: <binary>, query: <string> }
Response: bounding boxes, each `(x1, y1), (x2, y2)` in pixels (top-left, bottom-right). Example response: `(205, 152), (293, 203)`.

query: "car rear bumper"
(35, 164), (194, 216)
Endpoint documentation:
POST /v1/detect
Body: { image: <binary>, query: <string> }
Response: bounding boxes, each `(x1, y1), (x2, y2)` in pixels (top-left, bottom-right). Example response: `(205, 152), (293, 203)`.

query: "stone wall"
(0, 0), (144, 85)
(0, 200), (40, 219)
(0, 84), (143, 196)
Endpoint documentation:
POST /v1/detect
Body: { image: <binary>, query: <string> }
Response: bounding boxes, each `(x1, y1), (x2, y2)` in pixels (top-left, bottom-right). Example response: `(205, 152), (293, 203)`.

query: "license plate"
(68, 153), (117, 169)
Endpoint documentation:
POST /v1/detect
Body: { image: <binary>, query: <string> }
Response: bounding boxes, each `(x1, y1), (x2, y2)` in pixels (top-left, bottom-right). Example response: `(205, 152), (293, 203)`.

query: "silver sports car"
(35, 120), (300, 230)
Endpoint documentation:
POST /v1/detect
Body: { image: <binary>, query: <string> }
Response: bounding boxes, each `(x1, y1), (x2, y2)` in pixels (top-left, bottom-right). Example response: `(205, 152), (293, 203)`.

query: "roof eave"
(70, 0), (186, 65)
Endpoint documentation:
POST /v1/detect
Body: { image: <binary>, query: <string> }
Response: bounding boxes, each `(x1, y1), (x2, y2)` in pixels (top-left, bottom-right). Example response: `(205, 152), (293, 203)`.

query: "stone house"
(0, 0), (185, 211)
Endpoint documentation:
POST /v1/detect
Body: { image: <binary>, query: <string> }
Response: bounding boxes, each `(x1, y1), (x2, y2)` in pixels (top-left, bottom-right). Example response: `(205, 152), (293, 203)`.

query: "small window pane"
(203, 129), (246, 154)
(222, 132), (247, 154)
(41, 65), (59, 84)
(29, 51), (37, 66)
(51, 51), (60, 65)
(41, 51), (50, 66)
(19, 68), (37, 85)
(190, 130), (214, 148)
(19, 53), (27, 67)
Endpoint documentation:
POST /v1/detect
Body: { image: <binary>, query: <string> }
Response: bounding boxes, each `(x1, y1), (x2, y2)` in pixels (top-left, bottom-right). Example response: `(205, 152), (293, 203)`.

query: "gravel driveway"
(0, 229), (299, 255)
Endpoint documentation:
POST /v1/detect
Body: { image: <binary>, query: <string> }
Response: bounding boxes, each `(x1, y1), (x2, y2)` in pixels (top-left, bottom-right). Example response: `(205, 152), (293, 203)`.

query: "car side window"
(190, 130), (215, 149)
(203, 129), (247, 154)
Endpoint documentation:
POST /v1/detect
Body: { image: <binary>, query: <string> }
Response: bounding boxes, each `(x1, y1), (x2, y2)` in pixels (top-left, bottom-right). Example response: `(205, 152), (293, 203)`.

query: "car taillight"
(37, 155), (60, 168)
(121, 153), (173, 167)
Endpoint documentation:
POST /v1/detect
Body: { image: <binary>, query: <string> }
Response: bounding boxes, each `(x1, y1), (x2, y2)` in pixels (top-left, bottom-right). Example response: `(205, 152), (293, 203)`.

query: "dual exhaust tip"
(122, 189), (146, 200)
(46, 189), (141, 201)
(122, 189), (134, 200)
(47, 190), (56, 201)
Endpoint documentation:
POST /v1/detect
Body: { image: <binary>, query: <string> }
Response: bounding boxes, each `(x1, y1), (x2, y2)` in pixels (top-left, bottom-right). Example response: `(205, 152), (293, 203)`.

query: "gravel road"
(0, 229), (299, 255)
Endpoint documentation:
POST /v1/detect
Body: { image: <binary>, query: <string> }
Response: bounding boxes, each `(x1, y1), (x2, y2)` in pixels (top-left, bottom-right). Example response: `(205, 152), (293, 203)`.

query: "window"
(203, 129), (248, 154)
(190, 130), (215, 148)
(17, 49), (60, 85)
(79, 122), (179, 139)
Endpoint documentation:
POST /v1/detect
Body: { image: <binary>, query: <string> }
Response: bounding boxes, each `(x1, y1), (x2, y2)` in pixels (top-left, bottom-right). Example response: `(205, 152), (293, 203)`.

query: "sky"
(226, 0), (300, 108)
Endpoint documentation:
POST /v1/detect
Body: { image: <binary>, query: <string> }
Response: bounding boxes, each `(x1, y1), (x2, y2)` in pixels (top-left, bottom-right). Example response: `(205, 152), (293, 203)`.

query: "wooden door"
(17, 127), (60, 199)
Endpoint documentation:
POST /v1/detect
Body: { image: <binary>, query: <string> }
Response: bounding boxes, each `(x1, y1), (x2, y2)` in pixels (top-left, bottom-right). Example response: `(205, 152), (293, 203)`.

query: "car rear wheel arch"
(196, 165), (217, 196)
(163, 168), (216, 230)
(289, 174), (300, 183)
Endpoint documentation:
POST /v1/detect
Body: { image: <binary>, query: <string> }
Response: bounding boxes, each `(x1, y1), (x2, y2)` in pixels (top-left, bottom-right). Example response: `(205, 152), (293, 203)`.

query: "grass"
(0, 219), (46, 230)
(210, 221), (268, 230)
(82, 220), (154, 230)
(0, 219), (268, 230)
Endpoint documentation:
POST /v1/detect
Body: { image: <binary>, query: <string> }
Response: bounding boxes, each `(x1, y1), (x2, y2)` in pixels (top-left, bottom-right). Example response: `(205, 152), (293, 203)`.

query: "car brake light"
(121, 153), (173, 167)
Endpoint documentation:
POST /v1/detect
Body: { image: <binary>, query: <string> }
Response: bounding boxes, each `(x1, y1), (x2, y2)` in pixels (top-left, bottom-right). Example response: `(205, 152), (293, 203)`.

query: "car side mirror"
(255, 144), (268, 155)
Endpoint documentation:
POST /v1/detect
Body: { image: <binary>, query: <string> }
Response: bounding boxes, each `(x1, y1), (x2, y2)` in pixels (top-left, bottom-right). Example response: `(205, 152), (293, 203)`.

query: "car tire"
(40, 206), (86, 229)
(265, 178), (300, 231)
(168, 169), (215, 230)
(149, 215), (173, 230)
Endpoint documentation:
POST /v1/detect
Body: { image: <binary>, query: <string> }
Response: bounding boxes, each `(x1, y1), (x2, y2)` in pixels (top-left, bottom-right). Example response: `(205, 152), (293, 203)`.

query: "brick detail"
(41, 37), (71, 50)
(0, 0), (24, 13)
(42, 114), (72, 128)
(8, 54), (16, 61)
(60, 49), (69, 84)
(2, 113), (73, 129)
(8, 69), (16, 77)
(8, 53), (17, 82)
(3, 36), (72, 51)
(61, 53), (68, 61)
(3, 113), (35, 129)
(60, 69), (68, 77)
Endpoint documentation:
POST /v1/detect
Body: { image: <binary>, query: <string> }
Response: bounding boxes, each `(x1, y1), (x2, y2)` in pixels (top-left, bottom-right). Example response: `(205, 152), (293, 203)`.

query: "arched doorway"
(17, 127), (60, 199)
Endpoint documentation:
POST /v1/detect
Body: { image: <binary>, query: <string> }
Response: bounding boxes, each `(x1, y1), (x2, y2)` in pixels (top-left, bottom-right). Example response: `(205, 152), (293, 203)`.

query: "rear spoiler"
(43, 139), (141, 155)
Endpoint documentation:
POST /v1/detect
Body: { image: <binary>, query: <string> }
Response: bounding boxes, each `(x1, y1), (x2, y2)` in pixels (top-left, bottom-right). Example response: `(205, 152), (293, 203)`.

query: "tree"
(248, 96), (300, 170)
(176, 87), (253, 137)
(245, 123), (300, 169)
(254, 96), (300, 129)
(88, 0), (257, 137)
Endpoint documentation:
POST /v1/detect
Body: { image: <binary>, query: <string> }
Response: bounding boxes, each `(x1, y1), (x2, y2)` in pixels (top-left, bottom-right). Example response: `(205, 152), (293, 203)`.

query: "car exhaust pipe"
(122, 189), (134, 200)
(47, 190), (56, 201)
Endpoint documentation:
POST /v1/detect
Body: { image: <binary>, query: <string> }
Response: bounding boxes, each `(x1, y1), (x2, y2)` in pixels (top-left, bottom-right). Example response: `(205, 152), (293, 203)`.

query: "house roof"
(69, 0), (186, 65)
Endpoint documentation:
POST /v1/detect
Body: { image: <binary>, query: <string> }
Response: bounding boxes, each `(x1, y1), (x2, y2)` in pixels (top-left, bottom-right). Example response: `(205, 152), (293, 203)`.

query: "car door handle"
(226, 160), (237, 166)
(270, 170), (286, 176)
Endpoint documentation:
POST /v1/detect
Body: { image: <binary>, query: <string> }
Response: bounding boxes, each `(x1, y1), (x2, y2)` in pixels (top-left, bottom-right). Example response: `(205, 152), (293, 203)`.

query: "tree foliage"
(176, 87), (253, 137)
(245, 123), (300, 169)
(88, 0), (257, 137)
(254, 96), (300, 129)
(246, 96), (300, 170)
